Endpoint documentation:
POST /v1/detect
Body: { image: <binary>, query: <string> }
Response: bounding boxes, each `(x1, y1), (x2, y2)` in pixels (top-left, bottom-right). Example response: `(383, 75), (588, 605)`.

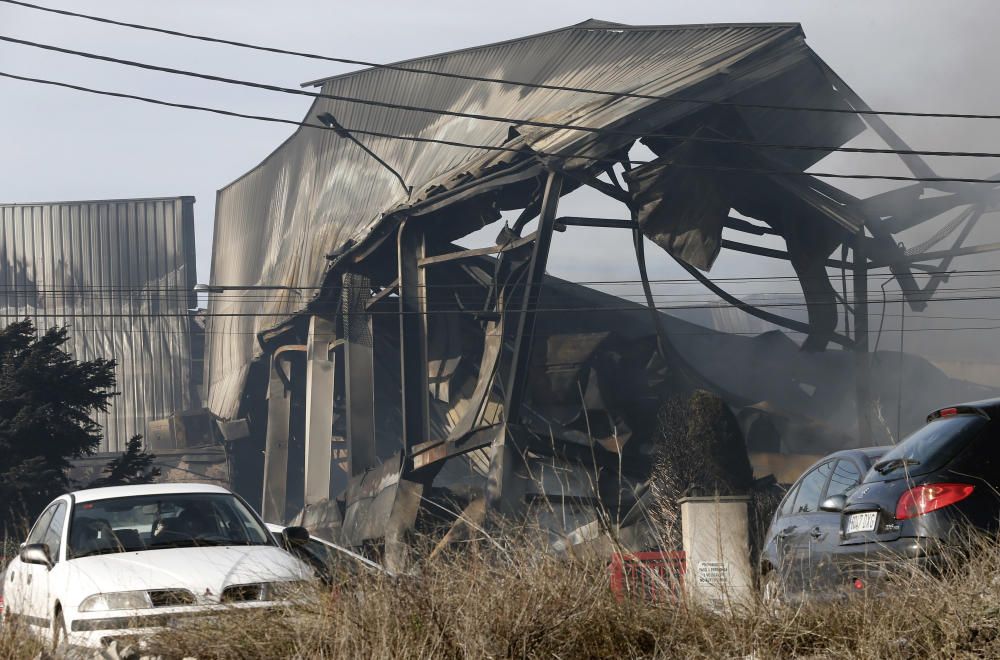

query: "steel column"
(486, 170), (563, 514)
(303, 315), (337, 506)
(853, 230), (872, 444)
(504, 171), (563, 422)
(397, 220), (430, 460)
(343, 273), (377, 475)
(261, 352), (293, 522)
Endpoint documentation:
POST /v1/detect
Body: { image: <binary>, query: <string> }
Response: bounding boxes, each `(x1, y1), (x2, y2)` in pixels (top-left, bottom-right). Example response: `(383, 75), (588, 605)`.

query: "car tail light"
(896, 483), (974, 520)
(938, 407), (958, 418)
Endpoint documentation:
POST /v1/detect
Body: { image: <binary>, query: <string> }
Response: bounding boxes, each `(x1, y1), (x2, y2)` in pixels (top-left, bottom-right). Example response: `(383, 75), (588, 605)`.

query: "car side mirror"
(282, 526), (310, 546)
(20, 543), (53, 568)
(820, 494), (847, 513)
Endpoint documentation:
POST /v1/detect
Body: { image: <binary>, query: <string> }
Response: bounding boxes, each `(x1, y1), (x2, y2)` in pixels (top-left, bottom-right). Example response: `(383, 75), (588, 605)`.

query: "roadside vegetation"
(147, 535), (1000, 659)
(6, 534), (994, 659)
(0, 320), (159, 537)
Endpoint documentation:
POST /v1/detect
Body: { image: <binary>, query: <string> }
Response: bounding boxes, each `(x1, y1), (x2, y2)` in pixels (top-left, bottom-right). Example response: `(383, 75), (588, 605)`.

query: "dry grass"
(4, 532), (1000, 658)
(0, 618), (45, 658)
(131, 533), (1000, 659)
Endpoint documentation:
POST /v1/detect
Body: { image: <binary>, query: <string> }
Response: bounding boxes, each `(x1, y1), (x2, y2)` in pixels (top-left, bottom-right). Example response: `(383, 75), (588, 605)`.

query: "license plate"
(846, 511), (878, 534)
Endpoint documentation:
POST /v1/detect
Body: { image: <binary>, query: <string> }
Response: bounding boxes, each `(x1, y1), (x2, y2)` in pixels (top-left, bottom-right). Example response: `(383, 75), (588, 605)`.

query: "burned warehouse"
(203, 20), (1000, 565)
(0, 196), (202, 453)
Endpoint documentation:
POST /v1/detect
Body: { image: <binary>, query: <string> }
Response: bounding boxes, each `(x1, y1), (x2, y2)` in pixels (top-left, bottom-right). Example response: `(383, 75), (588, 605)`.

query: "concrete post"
(679, 495), (753, 610)
(304, 316), (337, 506)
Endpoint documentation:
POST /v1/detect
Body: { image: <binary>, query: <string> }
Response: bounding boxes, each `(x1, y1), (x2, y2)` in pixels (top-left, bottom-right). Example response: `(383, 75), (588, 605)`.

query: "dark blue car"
(830, 398), (1000, 590)
(761, 446), (889, 602)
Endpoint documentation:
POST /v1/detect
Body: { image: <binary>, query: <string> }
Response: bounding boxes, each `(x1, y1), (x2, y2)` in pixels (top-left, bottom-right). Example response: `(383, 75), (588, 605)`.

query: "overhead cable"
(5, 70), (1000, 184)
(5, 292), (1000, 314)
(4, 0), (1000, 121)
(6, 35), (1000, 161)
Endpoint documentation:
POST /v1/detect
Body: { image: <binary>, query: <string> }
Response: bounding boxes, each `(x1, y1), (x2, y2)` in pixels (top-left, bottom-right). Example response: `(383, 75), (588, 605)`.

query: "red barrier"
(609, 551), (686, 602)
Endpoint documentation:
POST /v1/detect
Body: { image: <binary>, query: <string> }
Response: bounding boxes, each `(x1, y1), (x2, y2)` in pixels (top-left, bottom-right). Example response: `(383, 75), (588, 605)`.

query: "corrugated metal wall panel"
(0, 197), (198, 452)
(206, 22), (811, 417)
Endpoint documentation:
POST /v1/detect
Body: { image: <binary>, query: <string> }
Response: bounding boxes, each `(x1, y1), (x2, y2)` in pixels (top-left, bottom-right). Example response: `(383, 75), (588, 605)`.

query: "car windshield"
(866, 414), (987, 482)
(68, 493), (272, 558)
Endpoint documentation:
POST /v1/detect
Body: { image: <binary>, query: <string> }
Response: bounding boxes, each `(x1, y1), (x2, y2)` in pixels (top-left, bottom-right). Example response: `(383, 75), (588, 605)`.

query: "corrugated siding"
(206, 22), (808, 418)
(0, 197), (198, 452)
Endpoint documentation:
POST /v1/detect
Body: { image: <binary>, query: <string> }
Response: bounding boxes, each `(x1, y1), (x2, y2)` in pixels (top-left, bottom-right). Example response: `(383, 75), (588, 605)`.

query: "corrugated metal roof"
(0, 197), (198, 451)
(205, 20), (836, 419)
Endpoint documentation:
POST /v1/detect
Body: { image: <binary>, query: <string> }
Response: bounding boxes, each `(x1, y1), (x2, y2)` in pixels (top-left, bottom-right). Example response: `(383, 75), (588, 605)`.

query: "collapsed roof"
(205, 20), (1000, 562)
(206, 19), (865, 420)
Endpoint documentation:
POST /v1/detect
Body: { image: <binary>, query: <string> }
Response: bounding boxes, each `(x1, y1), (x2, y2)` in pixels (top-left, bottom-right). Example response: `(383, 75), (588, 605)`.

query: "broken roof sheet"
(206, 19), (856, 419)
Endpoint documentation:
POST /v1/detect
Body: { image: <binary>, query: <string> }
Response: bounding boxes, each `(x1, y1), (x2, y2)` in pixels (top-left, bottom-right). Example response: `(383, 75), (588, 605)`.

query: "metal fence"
(609, 551), (687, 602)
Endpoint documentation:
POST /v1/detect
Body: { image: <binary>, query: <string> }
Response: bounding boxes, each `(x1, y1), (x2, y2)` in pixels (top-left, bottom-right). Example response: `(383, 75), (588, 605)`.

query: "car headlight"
(79, 590), (153, 612)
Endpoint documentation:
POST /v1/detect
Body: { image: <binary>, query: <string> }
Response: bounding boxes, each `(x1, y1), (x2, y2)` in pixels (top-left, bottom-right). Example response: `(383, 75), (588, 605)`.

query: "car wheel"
(52, 609), (68, 654)
(760, 570), (785, 614)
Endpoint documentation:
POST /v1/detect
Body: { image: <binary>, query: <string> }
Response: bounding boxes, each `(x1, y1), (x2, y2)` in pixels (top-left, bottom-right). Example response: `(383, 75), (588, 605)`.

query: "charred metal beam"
(673, 258), (854, 349)
(580, 176), (633, 204)
(343, 273), (377, 476)
(397, 220), (430, 462)
(816, 61), (954, 192)
(485, 171), (563, 514)
(723, 216), (779, 236)
(261, 348), (301, 523)
(719, 239), (854, 270)
(555, 216), (636, 229)
(365, 279), (397, 310)
(504, 172), (563, 423)
(553, 216), (780, 238)
(853, 230), (873, 445)
(633, 227), (754, 405)
(874, 235), (1000, 268)
(303, 315), (337, 506)
(914, 205), (985, 303)
(410, 425), (501, 471)
(417, 231), (538, 267)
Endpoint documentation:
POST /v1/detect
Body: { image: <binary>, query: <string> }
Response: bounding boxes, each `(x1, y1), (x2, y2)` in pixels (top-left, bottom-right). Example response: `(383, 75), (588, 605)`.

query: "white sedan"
(1, 483), (313, 652)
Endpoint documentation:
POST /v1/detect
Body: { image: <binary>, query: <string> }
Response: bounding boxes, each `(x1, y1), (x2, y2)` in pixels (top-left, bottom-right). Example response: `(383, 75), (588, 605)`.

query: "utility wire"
(8, 310), (1000, 335)
(7, 34), (1000, 161)
(6, 292), (1000, 315)
(5, 70), (1000, 185)
(1, 267), (1000, 291)
(4, 0), (1000, 121)
(7, 282), (1000, 299)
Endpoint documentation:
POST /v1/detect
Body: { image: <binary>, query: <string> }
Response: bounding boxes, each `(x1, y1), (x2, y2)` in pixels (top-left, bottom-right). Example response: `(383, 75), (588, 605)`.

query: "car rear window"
(865, 414), (988, 482)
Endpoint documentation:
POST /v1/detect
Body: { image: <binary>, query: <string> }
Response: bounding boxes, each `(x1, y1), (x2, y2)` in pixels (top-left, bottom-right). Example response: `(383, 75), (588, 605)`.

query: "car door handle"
(809, 527), (823, 539)
(777, 526), (796, 539)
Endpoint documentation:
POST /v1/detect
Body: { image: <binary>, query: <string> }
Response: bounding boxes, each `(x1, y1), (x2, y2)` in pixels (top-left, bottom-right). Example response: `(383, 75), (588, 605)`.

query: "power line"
(6, 70), (1000, 185)
(0, 265), (999, 290)
(6, 291), (1000, 315)
(7, 34), (1000, 161)
(7, 312), (1000, 336)
(4, 0), (1000, 122)
(9, 281), (1000, 309)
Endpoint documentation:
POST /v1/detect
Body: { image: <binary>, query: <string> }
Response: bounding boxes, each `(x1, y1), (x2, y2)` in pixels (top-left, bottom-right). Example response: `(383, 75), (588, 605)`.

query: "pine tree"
(0, 320), (117, 533)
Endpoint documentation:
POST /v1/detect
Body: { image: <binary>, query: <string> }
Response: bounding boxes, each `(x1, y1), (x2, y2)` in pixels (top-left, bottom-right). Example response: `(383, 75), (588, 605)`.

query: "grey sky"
(2, 0), (999, 362)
